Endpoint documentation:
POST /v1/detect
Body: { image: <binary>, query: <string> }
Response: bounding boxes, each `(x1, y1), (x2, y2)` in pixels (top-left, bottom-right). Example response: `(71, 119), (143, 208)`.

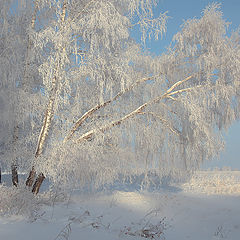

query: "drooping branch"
(75, 74), (196, 143)
(76, 97), (161, 143)
(139, 111), (181, 135)
(66, 58), (199, 142)
(65, 74), (160, 141)
(74, 71), (221, 144)
(159, 102), (179, 115)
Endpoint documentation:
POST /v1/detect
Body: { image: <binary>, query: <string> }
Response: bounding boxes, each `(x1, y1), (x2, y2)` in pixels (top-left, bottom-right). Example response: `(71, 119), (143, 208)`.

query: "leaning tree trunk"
(26, 166), (36, 187)
(26, 0), (68, 194)
(32, 173), (45, 194)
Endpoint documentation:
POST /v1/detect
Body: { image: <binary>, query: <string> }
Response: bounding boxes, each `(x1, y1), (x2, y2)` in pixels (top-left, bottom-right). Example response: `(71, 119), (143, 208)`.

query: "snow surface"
(0, 171), (240, 240)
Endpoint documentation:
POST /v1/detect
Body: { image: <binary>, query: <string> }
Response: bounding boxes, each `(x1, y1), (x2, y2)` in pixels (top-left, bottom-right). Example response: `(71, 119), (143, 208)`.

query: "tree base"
(32, 173), (45, 194)
(26, 167), (36, 187)
(11, 165), (19, 187)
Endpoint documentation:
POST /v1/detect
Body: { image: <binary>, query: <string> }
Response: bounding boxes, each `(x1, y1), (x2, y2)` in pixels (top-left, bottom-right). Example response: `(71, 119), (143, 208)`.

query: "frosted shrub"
(182, 171), (240, 195)
(0, 185), (42, 218)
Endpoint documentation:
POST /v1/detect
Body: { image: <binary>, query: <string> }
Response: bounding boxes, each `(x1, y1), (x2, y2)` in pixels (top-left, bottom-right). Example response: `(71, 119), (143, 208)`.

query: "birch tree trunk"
(24, 1), (39, 188)
(32, 173), (45, 194)
(22, 0), (38, 92)
(35, 75), (58, 158)
(11, 4), (38, 185)
(29, 0), (68, 193)
(26, 166), (36, 187)
(31, 75), (58, 193)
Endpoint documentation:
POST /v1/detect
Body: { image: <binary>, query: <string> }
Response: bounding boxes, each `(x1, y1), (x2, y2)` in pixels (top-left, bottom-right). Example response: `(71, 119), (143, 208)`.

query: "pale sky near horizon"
(137, 0), (240, 169)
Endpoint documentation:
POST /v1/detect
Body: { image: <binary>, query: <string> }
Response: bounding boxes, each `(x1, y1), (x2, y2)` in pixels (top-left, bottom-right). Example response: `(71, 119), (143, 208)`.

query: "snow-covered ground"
(0, 171), (240, 240)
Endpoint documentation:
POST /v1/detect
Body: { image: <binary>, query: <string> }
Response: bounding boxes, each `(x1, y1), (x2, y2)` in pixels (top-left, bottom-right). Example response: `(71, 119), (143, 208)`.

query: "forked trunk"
(11, 164), (19, 187)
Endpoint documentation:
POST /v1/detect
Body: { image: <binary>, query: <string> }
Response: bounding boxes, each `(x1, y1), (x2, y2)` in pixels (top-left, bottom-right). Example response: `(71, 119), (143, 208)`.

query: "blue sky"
(146, 0), (240, 54)
(140, 0), (240, 169)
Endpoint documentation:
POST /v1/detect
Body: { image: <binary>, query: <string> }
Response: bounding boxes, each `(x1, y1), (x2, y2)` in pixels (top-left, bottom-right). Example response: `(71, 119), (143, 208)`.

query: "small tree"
(0, 1), (239, 191)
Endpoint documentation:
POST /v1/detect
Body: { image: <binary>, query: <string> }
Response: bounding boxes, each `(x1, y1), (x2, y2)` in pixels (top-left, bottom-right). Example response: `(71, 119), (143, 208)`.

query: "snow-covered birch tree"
(0, 0), (45, 178)
(0, 1), (239, 191)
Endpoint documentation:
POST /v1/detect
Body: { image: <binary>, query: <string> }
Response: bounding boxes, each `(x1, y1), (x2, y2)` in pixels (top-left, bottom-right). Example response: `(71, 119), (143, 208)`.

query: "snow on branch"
(65, 74), (161, 141)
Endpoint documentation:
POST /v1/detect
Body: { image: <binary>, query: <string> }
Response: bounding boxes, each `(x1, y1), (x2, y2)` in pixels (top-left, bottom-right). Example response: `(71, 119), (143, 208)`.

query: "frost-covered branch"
(75, 73), (199, 143)
(139, 111), (181, 135)
(65, 74), (160, 141)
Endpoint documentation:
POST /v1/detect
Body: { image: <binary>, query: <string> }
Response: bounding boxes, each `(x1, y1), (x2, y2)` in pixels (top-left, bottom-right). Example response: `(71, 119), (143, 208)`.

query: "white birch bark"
(35, 0), (67, 158)
(35, 75), (58, 157)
